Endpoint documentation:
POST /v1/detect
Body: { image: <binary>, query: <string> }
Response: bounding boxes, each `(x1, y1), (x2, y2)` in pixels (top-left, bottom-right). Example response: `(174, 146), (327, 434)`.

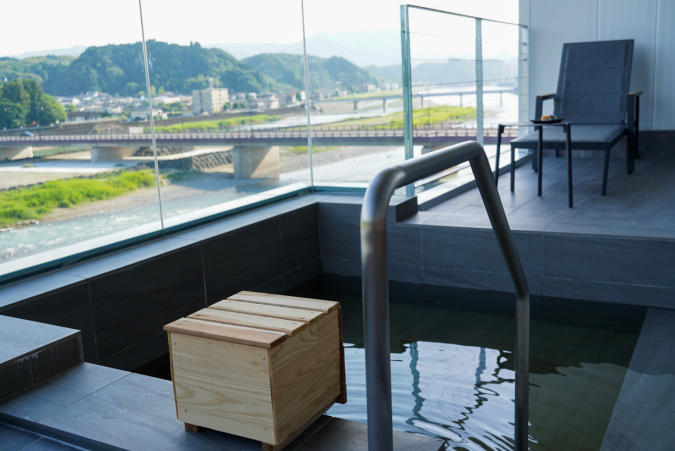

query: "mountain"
(48, 41), (286, 96)
(0, 55), (74, 92)
(242, 53), (380, 91)
(13, 46), (88, 59)
(210, 29), (402, 68)
(365, 65), (402, 83)
(0, 41), (285, 96)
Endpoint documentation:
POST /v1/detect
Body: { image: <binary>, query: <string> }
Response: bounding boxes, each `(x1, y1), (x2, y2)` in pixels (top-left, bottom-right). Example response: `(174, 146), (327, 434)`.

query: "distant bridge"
(0, 128), (518, 179)
(321, 86), (518, 110)
(0, 127), (517, 149)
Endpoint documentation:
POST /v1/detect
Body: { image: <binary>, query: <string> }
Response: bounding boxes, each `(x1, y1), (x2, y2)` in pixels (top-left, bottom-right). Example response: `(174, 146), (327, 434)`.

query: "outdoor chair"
(507, 39), (641, 198)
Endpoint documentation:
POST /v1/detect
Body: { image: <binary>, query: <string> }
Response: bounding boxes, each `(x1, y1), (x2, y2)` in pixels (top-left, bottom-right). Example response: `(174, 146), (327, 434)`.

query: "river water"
(0, 93), (517, 264)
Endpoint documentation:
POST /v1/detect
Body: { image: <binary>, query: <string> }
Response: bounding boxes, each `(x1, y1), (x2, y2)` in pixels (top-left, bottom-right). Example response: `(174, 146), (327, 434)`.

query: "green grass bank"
(0, 170), (156, 228)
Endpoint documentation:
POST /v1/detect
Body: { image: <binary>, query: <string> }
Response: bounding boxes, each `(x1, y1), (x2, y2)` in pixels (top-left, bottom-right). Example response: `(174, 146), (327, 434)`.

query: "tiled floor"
(423, 154), (675, 239)
(600, 308), (675, 450)
(0, 363), (443, 451)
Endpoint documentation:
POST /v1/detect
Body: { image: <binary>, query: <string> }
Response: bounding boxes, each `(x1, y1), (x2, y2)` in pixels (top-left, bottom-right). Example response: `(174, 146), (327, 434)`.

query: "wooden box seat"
(164, 291), (346, 451)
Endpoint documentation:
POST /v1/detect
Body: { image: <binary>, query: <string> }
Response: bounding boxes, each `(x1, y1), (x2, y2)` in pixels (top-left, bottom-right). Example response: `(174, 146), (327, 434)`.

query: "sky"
(0, 0), (518, 58)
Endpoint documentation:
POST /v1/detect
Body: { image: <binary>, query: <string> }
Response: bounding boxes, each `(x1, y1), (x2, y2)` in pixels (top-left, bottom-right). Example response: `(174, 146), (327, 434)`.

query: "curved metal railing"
(360, 140), (530, 451)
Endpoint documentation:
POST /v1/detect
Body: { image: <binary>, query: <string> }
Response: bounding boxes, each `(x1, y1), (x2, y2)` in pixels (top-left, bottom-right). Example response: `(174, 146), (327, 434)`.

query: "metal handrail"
(360, 141), (530, 451)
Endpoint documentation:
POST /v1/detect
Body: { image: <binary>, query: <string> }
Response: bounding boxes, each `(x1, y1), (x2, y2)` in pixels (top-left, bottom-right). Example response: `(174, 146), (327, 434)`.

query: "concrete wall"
(521, 0), (675, 131)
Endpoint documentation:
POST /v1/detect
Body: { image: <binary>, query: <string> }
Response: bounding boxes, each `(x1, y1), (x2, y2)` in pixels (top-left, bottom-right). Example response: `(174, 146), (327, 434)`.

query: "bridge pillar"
(91, 146), (139, 162)
(354, 100), (359, 111)
(0, 146), (33, 160)
(232, 146), (280, 179)
(382, 99), (387, 112)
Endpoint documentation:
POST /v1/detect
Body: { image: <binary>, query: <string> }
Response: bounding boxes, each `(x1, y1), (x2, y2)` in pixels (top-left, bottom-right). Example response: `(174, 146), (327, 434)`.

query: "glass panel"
(406, 7), (478, 193)
(0, 0), (162, 265)
(302, 0), (405, 187)
(481, 20), (528, 148)
(139, 0), (309, 228)
(402, 6), (528, 195)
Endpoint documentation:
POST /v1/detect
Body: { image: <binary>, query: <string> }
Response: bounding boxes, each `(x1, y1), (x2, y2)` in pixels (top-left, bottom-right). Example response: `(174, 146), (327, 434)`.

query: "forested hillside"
(242, 53), (382, 92)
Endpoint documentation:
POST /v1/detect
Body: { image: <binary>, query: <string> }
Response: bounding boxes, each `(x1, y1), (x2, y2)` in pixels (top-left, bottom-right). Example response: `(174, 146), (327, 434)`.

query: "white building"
(155, 95), (182, 105)
(192, 81), (229, 114)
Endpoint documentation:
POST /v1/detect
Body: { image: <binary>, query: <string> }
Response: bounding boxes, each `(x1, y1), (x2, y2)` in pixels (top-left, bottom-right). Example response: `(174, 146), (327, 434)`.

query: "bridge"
(323, 86), (518, 111)
(0, 128), (518, 179)
(322, 86), (518, 110)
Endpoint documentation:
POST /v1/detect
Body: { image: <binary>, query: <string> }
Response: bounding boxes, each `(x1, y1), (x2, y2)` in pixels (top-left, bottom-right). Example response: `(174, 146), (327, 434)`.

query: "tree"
(23, 79), (44, 124)
(0, 80), (28, 129)
(0, 78), (66, 128)
(38, 94), (67, 125)
(65, 104), (78, 112)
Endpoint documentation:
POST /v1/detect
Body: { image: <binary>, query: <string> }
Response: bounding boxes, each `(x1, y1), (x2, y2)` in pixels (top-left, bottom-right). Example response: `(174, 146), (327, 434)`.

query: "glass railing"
(0, 0), (525, 280)
(400, 5), (529, 195)
(0, 0), (163, 273)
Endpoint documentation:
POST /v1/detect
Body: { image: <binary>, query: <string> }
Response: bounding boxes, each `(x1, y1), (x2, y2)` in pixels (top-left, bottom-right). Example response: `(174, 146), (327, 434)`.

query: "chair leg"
(510, 147), (516, 193)
(495, 125), (503, 185)
(565, 125), (573, 208)
(602, 148), (611, 195)
(532, 148), (538, 172)
(537, 126), (543, 196)
(635, 96), (640, 159)
(555, 149), (560, 158)
(627, 131), (635, 174)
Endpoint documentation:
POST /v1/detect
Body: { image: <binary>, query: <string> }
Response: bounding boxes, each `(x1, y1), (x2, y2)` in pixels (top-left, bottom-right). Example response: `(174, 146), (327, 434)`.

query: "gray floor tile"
(398, 211), (442, 226)
(0, 423), (39, 451)
(20, 438), (78, 451)
(600, 403), (675, 451)
(60, 237), (197, 279)
(0, 274), (85, 311)
(544, 217), (675, 239)
(37, 373), (260, 451)
(321, 257), (360, 278)
(317, 202), (360, 261)
(618, 369), (675, 415)
(640, 309), (675, 342)
(542, 234), (675, 287)
(422, 227), (542, 276)
(0, 363), (129, 429)
(422, 265), (542, 296)
(1, 283), (98, 363)
(542, 277), (675, 308)
(0, 317), (78, 365)
(89, 244), (206, 362)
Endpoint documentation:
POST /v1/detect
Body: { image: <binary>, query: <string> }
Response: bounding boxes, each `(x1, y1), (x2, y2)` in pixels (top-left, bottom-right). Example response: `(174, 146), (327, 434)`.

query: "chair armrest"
(535, 93), (556, 119)
(628, 90), (643, 97)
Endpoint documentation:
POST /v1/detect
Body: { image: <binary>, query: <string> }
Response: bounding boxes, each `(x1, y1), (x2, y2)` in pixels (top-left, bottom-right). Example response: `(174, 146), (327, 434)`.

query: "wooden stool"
(165, 291), (346, 450)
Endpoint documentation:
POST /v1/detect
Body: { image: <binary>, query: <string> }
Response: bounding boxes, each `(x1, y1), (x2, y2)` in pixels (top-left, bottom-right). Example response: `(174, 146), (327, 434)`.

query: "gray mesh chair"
(509, 39), (641, 196)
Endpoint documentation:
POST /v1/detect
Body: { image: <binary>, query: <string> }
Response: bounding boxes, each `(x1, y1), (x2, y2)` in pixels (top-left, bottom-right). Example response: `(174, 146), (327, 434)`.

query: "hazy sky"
(0, 0), (518, 61)
(1, 0), (518, 57)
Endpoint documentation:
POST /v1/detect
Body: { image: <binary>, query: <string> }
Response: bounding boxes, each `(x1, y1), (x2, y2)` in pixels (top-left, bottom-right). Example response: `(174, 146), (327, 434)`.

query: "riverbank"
(0, 170), (157, 228)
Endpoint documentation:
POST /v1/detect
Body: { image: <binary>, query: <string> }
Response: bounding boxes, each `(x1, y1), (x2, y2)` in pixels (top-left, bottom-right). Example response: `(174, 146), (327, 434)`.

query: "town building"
(192, 81), (229, 114)
(128, 106), (167, 121)
(259, 94), (280, 110)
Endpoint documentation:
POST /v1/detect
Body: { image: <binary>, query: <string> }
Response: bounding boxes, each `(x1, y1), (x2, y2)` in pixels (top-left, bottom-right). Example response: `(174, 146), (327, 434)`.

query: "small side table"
(495, 121), (574, 208)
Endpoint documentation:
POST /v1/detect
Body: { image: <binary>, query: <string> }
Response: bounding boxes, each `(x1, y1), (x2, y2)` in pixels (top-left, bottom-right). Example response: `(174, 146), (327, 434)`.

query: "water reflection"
(324, 287), (639, 451)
